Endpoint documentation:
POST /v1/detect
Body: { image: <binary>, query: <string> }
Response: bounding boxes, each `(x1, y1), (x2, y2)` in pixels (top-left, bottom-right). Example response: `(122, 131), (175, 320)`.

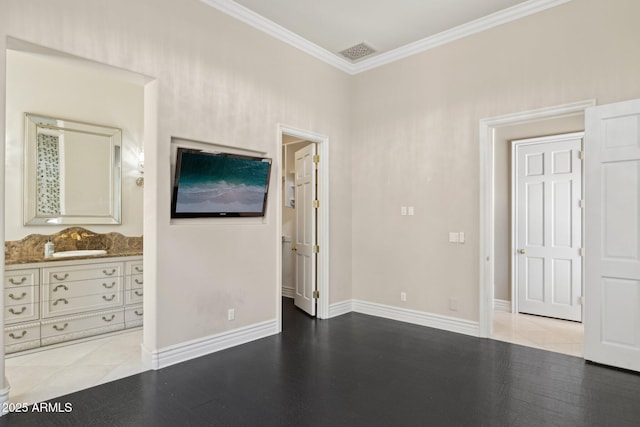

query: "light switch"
(408, 206), (415, 216)
(401, 206), (407, 216)
(449, 232), (459, 243)
(459, 232), (465, 243)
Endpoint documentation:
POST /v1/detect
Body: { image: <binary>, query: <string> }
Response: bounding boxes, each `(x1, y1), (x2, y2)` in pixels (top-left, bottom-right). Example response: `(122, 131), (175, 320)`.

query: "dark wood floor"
(2, 298), (639, 426)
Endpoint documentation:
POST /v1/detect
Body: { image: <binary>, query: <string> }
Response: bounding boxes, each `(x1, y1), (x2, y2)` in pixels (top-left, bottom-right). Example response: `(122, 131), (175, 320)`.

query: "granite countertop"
(5, 227), (143, 265)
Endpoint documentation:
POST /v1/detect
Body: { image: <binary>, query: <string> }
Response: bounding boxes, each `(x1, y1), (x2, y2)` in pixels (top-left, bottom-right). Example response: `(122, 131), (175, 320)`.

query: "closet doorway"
(278, 126), (330, 326)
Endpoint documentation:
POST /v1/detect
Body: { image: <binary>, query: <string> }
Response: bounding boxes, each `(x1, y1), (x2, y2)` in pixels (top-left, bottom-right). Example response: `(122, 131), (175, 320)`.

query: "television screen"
(171, 148), (272, 218)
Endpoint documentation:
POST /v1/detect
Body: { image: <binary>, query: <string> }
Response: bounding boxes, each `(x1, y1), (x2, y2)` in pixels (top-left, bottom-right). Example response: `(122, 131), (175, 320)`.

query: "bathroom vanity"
(4, 255), (143, 354)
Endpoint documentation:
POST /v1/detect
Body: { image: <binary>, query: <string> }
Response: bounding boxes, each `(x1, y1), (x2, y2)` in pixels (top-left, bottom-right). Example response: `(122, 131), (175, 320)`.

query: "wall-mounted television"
(171, 148), (272, 218)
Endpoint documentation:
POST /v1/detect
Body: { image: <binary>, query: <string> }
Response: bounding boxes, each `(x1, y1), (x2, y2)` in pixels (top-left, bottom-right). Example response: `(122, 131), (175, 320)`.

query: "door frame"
(276, 124), (330, 331)
(510, 132), (584, 318)
(478, 99), (595, 337)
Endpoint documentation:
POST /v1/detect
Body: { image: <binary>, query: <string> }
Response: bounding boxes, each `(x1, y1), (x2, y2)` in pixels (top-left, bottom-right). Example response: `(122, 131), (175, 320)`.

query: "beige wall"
(1, 0), (353, 357)
(5, 49), (145, 240)
(351, 0), (640, 321)
(493, 116), (585, 302)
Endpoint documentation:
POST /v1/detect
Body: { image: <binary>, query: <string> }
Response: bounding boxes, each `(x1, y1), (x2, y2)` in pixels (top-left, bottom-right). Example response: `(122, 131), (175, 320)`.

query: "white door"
(514, 133), (583, 321)
(585, 99), (640, 372)
(293, 144), (317, 316)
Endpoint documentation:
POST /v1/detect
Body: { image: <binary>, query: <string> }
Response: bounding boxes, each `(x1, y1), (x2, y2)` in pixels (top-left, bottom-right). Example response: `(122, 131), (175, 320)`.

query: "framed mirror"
(24, 113), (122, 225)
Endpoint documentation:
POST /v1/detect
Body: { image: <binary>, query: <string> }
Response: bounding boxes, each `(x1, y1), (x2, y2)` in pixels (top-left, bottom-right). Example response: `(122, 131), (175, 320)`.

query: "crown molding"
(201, 0), (572, 75)
(200, 0), (353, 73)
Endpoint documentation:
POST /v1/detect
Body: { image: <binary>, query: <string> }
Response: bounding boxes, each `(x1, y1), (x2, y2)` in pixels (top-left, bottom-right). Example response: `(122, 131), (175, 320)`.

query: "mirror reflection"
(24, 113), (122, 225)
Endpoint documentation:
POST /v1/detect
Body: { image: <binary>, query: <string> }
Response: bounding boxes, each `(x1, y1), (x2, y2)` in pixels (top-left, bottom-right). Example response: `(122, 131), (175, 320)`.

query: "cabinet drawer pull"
(102, 281), (116, 289)
(134, 266), (143, 273)
(53, 323), (69, 331)
(53, 273), (69, 281)
(134, 278), (143, 285)
(53, 298), (69, 306)
(8, 277), (27, 285)
(8, 306), (27, 315)
(134, 310), (143, 316)
(102, 269), (117, 276)
(8, 292), (27, 300)
(102, 294), (116, 302)
(102, 314), (116, 322)
(9, 331), (27, 340)
(53, 284), (69, 292)
(134, 290), (143, 297)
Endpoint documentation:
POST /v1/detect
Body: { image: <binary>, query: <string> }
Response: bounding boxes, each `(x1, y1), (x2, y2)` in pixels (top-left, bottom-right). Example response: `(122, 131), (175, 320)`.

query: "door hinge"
(313, 154), (320, 164)
(578, 150), (584, 160)
(313, 245), (319, 253)
(579, 247), (584, 257)
(312, 290), (320, 299)
(313, 199), (320, 208)
(578, 199), (584, 208)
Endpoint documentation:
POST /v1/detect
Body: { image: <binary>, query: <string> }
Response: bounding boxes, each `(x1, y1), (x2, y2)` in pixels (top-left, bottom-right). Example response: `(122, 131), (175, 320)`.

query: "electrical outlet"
(449, 298), (458, 311)
(401, 206), (407, 216)
(227, 308), (235, 321)
(400, 292), (407, 302)
(459, 232), (465, 243)
(449, 232), (459, 243)
(408, 206), (415, 216)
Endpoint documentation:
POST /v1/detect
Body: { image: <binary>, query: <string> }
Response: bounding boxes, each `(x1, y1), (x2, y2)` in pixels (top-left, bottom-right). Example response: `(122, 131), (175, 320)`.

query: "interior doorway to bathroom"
(3, 38), (150, 404)
(278, 126), (329, 325)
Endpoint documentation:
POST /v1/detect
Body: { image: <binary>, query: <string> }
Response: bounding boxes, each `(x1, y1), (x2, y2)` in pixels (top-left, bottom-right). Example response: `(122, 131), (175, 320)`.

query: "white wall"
(351, 0), (640, 322)
(1, 0), (353, 360)
(5, 49), (145, 240)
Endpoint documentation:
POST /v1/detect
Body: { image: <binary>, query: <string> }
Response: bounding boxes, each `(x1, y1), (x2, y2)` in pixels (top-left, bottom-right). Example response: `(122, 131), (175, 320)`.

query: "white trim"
(281, 286), (295, 299)
(479, 99), (595, 338)
(328, 300), (353, 318)
(277, 125), (330, 326)
(201, 0), (572, 75)
(352, 300), (479, 337)
(200, 0), (352, 74)
(493, 299), (512, 313)
(143, 319), (278, 370)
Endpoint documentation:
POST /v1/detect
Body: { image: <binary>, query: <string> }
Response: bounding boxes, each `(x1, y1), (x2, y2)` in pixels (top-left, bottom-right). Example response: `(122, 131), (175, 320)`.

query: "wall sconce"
(136, 150), (144, 187)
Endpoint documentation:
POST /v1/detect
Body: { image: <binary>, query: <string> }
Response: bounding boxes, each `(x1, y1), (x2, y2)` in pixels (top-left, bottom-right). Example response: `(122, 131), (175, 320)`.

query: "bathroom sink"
(51, 249), (107, 258)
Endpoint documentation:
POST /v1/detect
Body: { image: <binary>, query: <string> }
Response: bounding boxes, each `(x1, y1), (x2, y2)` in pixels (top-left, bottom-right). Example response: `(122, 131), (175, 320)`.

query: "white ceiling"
(201, 0), (571, 74)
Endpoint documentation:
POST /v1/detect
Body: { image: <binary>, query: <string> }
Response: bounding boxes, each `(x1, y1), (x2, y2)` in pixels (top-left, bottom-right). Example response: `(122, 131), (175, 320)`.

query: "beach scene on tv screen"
(175, 152), (270, 214)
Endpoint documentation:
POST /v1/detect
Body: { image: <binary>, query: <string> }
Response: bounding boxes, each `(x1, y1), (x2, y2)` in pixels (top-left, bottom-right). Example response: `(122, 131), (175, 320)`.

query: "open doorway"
(3, 39), (151, 403)
(278, 126), (329, 329)
(479, 101), (594, 357)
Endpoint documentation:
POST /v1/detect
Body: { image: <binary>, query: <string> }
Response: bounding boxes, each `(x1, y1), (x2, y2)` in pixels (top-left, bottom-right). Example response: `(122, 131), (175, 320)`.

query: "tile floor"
(492, 310), (584, 357)
(4, 329), (146, 404)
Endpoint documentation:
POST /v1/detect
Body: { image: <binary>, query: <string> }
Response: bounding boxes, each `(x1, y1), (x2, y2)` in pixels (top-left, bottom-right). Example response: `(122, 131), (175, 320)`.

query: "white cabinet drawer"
(125, 288), (144, 305)
(4, 286), (40, 324)
(5, 268), (39, 287)
(43, 262), (123, 283)
(41, 309), (124, 345)
(125, 305), (143, 328)
(42, 282), (124, 318)
(4, 322), (41, 354)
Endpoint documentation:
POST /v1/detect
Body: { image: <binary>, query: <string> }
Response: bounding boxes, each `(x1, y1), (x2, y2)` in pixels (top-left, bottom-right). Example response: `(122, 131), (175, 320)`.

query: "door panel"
(515, 133), (583, 321)
(293, 144), (316, 316)
(585, 99), (640, 372)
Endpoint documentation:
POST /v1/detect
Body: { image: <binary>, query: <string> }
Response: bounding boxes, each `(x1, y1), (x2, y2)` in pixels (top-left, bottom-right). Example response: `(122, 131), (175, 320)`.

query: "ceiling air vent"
(339, 42), (377, 62)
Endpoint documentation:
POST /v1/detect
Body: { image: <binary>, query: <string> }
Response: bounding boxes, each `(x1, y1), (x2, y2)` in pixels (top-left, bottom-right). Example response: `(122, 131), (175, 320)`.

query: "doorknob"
(292, 246), (297, 252)
(518, 249), (526, 254)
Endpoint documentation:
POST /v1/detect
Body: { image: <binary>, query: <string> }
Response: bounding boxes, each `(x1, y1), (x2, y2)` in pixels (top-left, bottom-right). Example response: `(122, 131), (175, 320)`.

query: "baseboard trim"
(352, 300), (480, 337)
(282, 286), (295, 299)
(494, 299), (511, 312)
(145, 319), (279, 370)
(328, 300), (353, 318)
